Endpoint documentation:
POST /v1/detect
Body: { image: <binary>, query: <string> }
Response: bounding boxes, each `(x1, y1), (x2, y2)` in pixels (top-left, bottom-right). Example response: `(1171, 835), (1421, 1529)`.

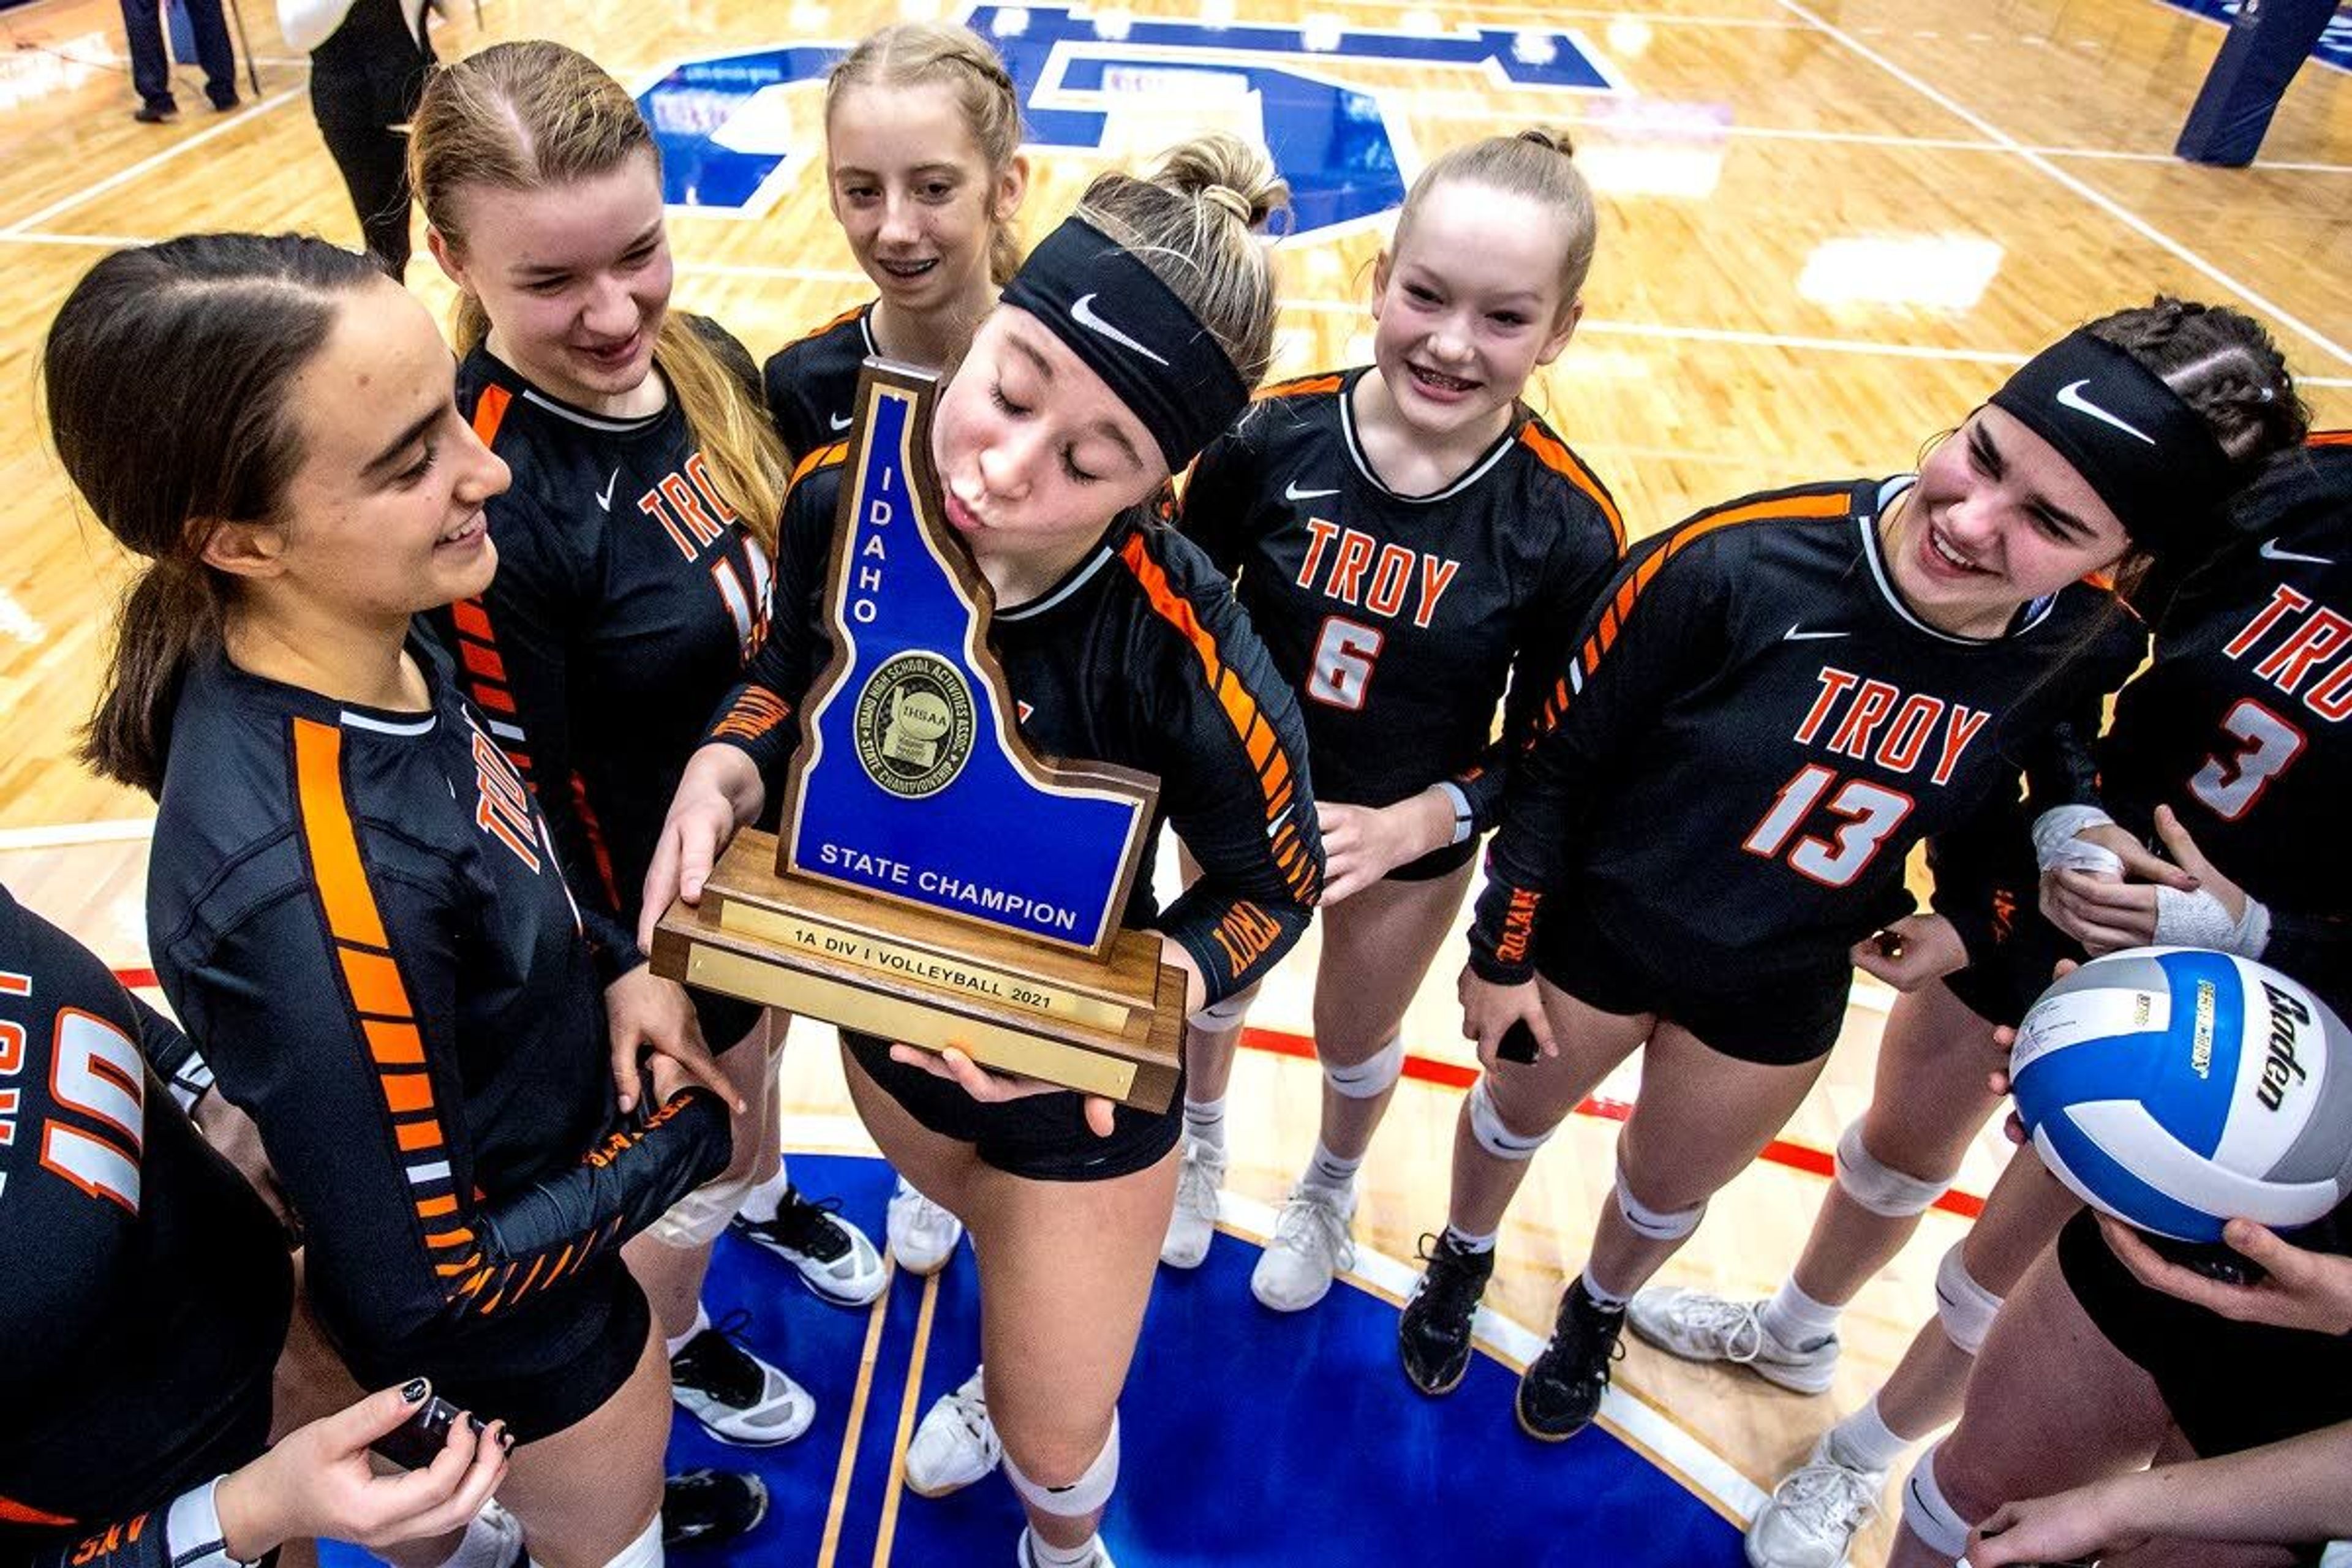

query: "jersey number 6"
(1742, 763), (1916, 888)
(1307, 616), (1385, 711)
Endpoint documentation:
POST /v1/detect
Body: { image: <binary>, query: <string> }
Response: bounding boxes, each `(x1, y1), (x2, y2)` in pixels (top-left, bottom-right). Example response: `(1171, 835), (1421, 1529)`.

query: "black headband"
(1986, 330), (2233, 553)
(1000, 216), (1249, 472)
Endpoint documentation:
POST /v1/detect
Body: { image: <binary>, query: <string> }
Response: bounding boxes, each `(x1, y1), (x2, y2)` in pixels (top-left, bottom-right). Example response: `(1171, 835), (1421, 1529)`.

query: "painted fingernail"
(402, 1378), (429, 1403)
(500, 1428), (516, 1451)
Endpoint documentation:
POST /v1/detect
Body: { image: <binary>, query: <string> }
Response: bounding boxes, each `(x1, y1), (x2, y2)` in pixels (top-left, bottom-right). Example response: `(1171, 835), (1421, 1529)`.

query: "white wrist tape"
(2154, 884), (2272, 957)
(2032, 804), (2122, 876)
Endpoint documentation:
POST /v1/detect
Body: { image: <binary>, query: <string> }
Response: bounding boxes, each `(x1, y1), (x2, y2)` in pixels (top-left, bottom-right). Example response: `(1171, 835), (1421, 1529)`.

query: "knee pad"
(648, 1169), (755, 1249)
(1933, 1242), (2003, 1357)
(1323, 1035), (1404, 1101)
(1898, 1442), (1972, 1559)
(1003, 1413), (1120, 1520)
(532, 1512), (663, 1568)
(1611, 1163), (1705, 1242)
(1834, 1120), (1953, 1219)
(1188, 987), (1255, 1032)
(1466, 1076), (1553, 1162)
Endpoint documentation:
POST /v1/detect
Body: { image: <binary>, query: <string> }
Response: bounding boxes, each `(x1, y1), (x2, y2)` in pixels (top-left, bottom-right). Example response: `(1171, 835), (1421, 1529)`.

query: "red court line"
(104, 966), (1984, 1220)
(1237, 1023), (1987, 1221)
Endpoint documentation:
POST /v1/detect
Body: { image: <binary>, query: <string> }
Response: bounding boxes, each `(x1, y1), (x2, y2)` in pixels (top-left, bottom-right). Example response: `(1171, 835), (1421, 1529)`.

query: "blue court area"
(333, 1153), (1747, 1566)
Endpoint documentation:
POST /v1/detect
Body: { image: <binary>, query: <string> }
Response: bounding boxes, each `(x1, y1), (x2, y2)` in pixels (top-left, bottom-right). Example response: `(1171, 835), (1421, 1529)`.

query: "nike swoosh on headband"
(1070, 293), (1169, 367)
(2055, 379), (2156, 445)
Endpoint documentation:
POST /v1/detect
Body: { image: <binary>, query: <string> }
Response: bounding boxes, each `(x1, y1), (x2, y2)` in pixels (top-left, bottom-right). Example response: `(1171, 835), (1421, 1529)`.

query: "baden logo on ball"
(650, 361), (1186, 1110)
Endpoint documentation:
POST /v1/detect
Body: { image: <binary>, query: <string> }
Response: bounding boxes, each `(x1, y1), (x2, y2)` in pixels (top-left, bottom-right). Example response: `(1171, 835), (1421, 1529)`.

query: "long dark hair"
(47, 232), (385, 796)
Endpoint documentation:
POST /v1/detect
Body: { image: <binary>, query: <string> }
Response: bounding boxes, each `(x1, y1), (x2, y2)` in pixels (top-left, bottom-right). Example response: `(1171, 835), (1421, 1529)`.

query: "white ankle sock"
(665, 1302), (711, 1360)
(1442, 1224), (1497, 1254)
(1578, 1264), (1630, 1312)
(737, 1166), (791, 1225)
(1183, 1096), (1227, 1152)
(1303, 1139), (1361, 1194)
(1023, 1529), (1103, 1568)
(1758, 1276), (1842, 1351)
(1825, 1394), (1912, 1475)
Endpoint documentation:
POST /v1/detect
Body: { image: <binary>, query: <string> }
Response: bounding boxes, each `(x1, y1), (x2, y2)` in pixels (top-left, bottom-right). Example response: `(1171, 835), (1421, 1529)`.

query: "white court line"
(0, 817), (154, 851)
(0, 82), (306, 237)
(1764, 0), (2352, 371)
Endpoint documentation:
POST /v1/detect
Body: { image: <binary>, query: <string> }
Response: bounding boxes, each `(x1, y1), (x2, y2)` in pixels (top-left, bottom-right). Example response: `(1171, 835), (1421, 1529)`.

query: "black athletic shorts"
(2059, 1208), (2352, 1464)
(1533, 914), (1849, 1066)
(1387, 834), (1479, 884)
(692, 986), (766, 1057)
(1942, 905), (2084, 1030)
(334, 1254), (652, 1444)
(843, 1029), (1182, 1182)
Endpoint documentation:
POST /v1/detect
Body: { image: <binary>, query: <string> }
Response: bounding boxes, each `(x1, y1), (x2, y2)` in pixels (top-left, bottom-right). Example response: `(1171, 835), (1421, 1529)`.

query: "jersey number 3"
(1307, 617), (1385, 711)
(0, 986), (145, 1215)
(1742, 763), (1915, 888)
(2189, 697), (2305, 822)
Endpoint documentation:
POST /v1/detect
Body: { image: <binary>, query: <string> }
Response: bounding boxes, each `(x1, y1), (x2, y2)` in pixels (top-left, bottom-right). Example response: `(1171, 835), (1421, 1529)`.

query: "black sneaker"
(731, 1187), (887, 1306)
(1398, 1232), (1494, 1395)
(662, 1469), (771, 1550)
(1515, 1278), (1626, 1442)
(669, 1311), (815, 1446)
(132, 98), (178, 123)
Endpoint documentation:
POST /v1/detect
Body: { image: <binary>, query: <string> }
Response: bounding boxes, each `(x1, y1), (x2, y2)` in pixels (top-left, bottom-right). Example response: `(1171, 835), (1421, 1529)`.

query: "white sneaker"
(669, 1316), (817, 1446)
(1250, 1182), (1356, 1311)
(731, 1188), (888, 1306)
(1744, 1439), (1883, 1568)
(1627, 1286), (1840, 1395)
(1016, 1527), (1117, 1567)
(1159, 1137), (1226, 1269)
(905, 1365), (1000, 1498)
(889, 1177), (964, 1275)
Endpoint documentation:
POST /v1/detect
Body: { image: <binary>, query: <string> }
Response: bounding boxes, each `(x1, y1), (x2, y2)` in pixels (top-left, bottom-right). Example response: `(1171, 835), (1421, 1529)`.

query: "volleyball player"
(646, 137), (1319, 1568)
(1398, 303), (2300, 1447)
(760, 20), (1032, 1280)
(55, 230), (754, 1567)
(1883, 431), (2351, 1567)
(408, 41), (875, 1456)
(1159, 127), (1623, 1311)
(1, 883), (510, 1568)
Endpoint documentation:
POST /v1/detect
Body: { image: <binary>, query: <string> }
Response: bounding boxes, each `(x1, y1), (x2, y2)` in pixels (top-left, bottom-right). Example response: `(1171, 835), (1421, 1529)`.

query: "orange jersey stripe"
(2312, 430), (2352, 448)
(338, 948), (408, 1018)
(785, 303), (866, 353)
(1518, 424), (1625, 549)
(364, 1019), (425, 1065)
(0, 1494), (74, 1526)
(1253, 372), (1344, 403)
(295, 721), (391, 949)
(789, 440), (849, 491)
(470, 383), (513, 448)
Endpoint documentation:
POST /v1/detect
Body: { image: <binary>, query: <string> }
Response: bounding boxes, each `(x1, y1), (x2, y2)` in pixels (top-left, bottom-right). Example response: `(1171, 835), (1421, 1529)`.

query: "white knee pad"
(1898, 1442), (1972, 1559)
(1003, 1414), (1121, 1520)
(532, 1512), (663, 1568)
(1611, 1164), (1705, 1242)
(648, 1169), (755, 1249)
(1323, 1035), (1404, 1100)
(1834, 1120), (1952, 1219)
(1466, 1076), (1553, 1161)
(1933, 1242), (2003, 1357)
(1188, 989), (1254, 1032)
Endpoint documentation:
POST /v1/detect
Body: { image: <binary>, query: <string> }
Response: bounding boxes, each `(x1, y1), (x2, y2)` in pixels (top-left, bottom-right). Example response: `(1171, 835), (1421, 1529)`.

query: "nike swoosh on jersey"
(2055, 380), (2156, 445)
(1071, 293), (1170, 366)
(1284, 482), (1339, 502)
(829, 411), (854, 431)
(1782, 624), (1850, 642)
(2260, 537), (2335, 566)
(596, 467), (620, 511)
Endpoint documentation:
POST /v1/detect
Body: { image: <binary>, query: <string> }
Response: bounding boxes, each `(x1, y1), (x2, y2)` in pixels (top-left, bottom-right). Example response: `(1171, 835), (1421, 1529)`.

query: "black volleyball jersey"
(431, 338), (775, 978)
(0, 889), (290, 1568)
(762, 301), (877, 464)
(1469, 479), (2143, 987)
(2087, 434), (2352, 1004)
(145, 635), (728, 1374)
(1174, 369), (1625, 826)
(709, 449), (1322, 1003)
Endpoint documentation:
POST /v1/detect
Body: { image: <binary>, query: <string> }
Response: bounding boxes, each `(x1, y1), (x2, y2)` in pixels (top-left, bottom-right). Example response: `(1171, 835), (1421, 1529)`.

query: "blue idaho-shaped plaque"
(778, 363), (1156, 957)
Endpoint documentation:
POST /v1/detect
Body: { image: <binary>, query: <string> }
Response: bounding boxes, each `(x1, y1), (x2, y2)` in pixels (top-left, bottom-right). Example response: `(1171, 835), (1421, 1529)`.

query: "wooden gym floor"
(0, 0), (2345, 1559)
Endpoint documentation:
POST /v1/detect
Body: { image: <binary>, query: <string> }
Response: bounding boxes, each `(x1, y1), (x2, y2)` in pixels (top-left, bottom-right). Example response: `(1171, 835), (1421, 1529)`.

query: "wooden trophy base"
(650, 830), (1186, 1112)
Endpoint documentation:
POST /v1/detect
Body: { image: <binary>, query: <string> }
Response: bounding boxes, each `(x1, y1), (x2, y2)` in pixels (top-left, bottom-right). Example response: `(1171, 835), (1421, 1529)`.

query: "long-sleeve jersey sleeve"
(703, 443), (840, 779)
(17, 1485), (243, 1568)
(1468, 527), (1732, 983)
(176, 878), (728, 1349)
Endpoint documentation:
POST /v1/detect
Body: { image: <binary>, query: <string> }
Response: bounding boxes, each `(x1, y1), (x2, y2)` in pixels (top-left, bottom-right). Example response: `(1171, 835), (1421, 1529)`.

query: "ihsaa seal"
(854, 652), (976, 799)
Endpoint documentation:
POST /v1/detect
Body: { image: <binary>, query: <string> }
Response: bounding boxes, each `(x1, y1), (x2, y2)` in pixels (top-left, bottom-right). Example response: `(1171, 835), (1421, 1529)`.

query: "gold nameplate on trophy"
(650, 363), (1186, 1110)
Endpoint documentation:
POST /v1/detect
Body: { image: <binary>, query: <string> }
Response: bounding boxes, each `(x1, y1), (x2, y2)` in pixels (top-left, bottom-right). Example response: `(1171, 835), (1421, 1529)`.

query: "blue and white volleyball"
(2009, 948), (2352, 1242)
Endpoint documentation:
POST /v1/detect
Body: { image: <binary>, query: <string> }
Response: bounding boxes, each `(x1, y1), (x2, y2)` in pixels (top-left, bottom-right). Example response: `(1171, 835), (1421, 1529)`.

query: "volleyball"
(2009, 948), (2352, 1242)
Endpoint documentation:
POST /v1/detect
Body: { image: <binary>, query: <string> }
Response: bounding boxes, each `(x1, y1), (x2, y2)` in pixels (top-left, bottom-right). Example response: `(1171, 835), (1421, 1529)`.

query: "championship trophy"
(650, 361), (1186, 1110)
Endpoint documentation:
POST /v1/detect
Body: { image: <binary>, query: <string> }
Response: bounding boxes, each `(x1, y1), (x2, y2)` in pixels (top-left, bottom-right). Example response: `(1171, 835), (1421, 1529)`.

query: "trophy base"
(650, 830), (1186, 1112)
